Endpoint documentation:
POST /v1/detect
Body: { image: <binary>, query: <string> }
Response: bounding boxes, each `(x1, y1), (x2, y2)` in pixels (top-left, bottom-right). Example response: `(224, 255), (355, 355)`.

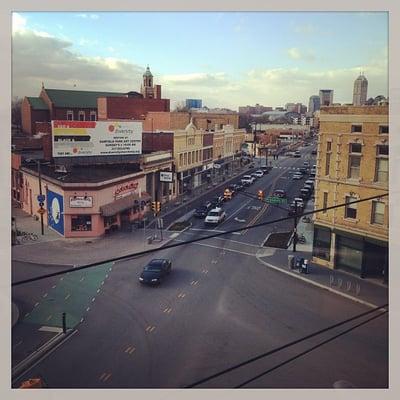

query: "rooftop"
(27, 97), (49, 111)
(22, 162), (142, 184)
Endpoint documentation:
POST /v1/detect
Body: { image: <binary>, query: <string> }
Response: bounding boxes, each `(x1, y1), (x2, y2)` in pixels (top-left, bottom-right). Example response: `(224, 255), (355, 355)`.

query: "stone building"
(312, 105), (389, 279)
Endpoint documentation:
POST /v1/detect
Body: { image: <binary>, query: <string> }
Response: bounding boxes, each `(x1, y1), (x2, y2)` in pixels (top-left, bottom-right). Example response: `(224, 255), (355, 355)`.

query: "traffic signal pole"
(37, 161), (44, 235)
(293, 199), (298, 252)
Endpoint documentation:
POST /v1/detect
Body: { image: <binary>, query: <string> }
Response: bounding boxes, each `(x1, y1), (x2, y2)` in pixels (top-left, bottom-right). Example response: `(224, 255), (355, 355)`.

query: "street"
(12, 143), (388, 388)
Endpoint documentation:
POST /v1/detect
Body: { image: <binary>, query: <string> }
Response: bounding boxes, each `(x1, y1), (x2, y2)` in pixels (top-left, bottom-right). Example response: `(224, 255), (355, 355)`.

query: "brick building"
(312, 105), (389, 279)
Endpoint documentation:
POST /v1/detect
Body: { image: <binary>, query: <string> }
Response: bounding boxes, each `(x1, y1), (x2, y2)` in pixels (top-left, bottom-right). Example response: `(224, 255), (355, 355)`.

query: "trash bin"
(288, 255), (295, 270)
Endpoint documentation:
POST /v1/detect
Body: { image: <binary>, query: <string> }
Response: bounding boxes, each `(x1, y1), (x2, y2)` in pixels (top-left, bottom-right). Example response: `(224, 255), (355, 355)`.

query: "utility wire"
(185, 304), (388, 388)
(12, 192), (388, 287)
(235, 309), (388, 388)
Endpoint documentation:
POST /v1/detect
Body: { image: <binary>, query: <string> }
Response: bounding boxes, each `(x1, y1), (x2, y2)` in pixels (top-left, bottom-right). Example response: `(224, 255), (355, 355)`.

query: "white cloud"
(76, 13), (100, 20)
(287, 47), (316, 62)
(12, 13), (27, 33)
(287, 48), (301, 60)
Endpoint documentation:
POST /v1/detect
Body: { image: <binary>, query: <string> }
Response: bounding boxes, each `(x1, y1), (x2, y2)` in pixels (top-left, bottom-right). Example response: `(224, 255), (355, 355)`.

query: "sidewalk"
(256, 248), (388, 308)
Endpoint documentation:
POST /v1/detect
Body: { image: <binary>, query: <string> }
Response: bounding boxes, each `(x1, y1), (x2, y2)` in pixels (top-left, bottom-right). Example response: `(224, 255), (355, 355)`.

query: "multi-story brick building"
(312, 105), (389, 280)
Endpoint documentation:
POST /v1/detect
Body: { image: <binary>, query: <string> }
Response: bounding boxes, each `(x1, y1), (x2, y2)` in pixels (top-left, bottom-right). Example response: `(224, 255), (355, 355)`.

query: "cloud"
(294, 23), (317, 35)
(287, 47), (316, 62)
(78, 37), (99, 46)
(76, 13), (99, 20)
(12, 28), (144, 98)
(12, 13), (27, 33)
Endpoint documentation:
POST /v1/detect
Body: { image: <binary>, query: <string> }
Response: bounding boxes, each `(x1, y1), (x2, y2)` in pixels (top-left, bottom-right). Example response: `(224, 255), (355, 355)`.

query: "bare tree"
(12, 97), (23, 131)
(173, 101), (189, 112)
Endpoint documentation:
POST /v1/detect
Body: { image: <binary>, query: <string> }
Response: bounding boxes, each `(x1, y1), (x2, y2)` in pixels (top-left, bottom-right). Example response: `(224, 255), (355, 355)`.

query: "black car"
(273, 189), (287, 198)
(210, 195), (224, 208)
(139, 259), (172, 285)
(194, 206), (210, 218)
(311, 150), (317, 155)
(235, 182), (244, 191)
(227, 184), (237, 196)
(261, 166), (271, 174)
(299, 167), (308, 174)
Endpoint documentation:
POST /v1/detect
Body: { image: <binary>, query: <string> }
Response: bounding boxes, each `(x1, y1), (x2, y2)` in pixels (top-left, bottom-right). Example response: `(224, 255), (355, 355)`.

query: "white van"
(205, 208), (226, 225)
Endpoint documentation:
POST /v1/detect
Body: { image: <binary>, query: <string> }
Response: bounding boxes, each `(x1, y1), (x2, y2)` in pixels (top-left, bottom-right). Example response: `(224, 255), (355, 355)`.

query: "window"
(78, 111), (85, 121)
(322, 192), (328, 213)
(326, 141), (332, 152)
(325, 153), (331, 176)
(348, 155), (361, 179)
(179, 154), (183, 166)
(345, 196), (358, 219)
(90, 111), (97, 121)
(195, 150), (199, 163)
(184, 153), (187, 166)
(350, 143), (362, 153)
(375, 158), (388, 183)
(351, 124), (362, 133)
(375, 145), (388, 183)
(379, 125), (388, 134)
(188, 152), (192, 164)
(313, 226), (331, 261)
(71, 215), (92, 231)
(67, 111), (74, 121)
(371, 201), (385, 225)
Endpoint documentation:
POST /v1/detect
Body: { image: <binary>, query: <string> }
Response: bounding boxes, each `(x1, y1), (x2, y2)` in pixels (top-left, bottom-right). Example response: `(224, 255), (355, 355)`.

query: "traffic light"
(257, 190), (265, 201)
(224, 188), (231, 200)
(151, 201), (156, 212)
(155, 201), (161, 213)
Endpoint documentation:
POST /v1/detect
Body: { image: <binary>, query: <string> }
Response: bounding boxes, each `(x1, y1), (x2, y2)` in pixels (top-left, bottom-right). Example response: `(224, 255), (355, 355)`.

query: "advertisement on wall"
(52, 120), (142, 157)
(47, 190), (64, 235)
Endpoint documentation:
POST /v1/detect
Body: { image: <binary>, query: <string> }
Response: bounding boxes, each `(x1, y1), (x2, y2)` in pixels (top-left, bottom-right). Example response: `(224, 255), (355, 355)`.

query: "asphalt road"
(12, 142), (388, 388)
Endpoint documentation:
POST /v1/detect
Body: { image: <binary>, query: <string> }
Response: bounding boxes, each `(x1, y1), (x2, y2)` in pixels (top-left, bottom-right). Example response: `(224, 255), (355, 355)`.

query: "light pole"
(37, 160), (44, 235)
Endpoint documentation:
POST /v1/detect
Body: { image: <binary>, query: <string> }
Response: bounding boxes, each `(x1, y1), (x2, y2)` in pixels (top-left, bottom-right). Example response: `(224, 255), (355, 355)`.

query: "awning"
(100, 192), (151, 217)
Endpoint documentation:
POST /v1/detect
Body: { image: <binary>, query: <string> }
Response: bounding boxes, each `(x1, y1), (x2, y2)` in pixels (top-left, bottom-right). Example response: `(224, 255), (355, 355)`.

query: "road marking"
(109, 267), (112, 272)
(86, 307), (90, 312)
(211, 259), (217, 264)
(34, 302), (39, 308)
(125, 345), (136, 354)
(101, 281), (104, 285)
(100, 372), (107, 381)
(145, 325), (156, 333)
(80, 277), (84, 282)
(60, 277), (64, 281)
(190, 280), (199, 286)
(174, 239), (256, 257)
(92, 297), (95, 302)
(163, 307), (172, 314)
(255, 253), (381, 309)
(220, 198), (253, 225)
(46, 315), (52, 321)
(80, 318), (84, 323)
(38, 326), (63, 333)
(170, 233), (179, 238)
(64, 293), (70, 300)
(52, 285), (57, 289)
(99, 372), (112, 382)
(24, 313), (30, 318)
(177, 292), (186, 299)
(43, 293), (48, 298)
(13, 340), (23, 349)
(105, 274), (109, 279)
(202, 269), (209, 274)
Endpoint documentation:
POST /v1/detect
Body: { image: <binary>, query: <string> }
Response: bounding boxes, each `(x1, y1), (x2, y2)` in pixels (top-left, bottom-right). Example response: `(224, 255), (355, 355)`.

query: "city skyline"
(12, 11), (388, 109)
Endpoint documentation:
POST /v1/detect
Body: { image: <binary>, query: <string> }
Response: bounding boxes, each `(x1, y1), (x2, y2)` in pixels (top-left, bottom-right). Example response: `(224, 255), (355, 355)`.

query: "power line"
(12, 192), (388, 287)
(185, 304), (387, 388)
(235, 309), (388, 388)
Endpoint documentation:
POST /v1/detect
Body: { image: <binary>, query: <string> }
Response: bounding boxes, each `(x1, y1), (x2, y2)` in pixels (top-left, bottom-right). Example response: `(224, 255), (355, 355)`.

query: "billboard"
(52, 120), (142, 157)
(47, 190), (64, 235)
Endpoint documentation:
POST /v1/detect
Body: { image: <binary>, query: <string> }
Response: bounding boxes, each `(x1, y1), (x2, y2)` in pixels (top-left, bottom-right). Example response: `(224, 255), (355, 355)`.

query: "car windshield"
(208, 211), (219, 217)
(145, 261), (163, 271)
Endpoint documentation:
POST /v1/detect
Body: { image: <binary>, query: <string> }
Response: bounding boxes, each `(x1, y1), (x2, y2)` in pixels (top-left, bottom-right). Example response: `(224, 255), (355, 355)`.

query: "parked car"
(305, 179), (314, 188)
(273, 189), (287, 198)
(311, 150), (317, 155)
(228, 184), (238, 195)
(293, 197), (305, 208)
(304, 184), (314, 192)
(303, 161), (309, 167)
(300, 188), (311, 200)
(205, 207), (226, 225)
(261, 166), (270, 173)
(288, 201), (304, 216)
(139, 259), (172, 285)
(294, 151), (301, 158)
(235, 182), (245, 191)
(241, 175), (255, 186)
(292, 173), (303, 180)
(251, 172), (260, 180)
(254, 170), (264, 178)
(299, 167), (308, 174)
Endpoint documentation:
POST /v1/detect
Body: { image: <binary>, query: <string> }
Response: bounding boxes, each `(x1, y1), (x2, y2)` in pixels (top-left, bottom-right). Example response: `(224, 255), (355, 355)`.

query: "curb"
(12, 329), (77, 382)
(255, 252), (381, 309)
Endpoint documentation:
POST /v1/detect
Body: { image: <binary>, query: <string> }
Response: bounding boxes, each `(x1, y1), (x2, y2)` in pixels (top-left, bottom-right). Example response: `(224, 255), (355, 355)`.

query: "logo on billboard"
(47, 190), (64, 235)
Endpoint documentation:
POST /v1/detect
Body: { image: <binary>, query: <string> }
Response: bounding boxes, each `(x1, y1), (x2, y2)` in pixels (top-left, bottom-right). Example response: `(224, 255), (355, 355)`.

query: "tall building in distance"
(186, 99), (202, 109)
(308, 95), (321, 114)
(353, 73), (368, 106)
(312, 105), (388, 279)
(141, 65), (162, 99)
(319, 89), (334, 106)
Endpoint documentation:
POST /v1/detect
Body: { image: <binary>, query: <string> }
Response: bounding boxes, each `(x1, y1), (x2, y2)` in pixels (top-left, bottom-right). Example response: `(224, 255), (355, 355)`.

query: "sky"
(11, 11), (388, 110)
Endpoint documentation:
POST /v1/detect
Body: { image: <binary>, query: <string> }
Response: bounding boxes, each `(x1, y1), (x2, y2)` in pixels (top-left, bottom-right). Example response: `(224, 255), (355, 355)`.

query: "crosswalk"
(272, 166), (308, 170)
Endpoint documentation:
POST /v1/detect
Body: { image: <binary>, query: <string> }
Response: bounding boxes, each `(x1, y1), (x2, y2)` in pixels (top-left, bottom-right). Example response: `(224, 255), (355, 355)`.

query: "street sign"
(37, 194), (45, 202)
(266, 196), (287, 205)
(37, 208), (46, 214)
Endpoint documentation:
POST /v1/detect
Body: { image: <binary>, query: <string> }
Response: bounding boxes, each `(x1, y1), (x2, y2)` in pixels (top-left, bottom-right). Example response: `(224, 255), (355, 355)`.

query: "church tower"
(141, 65), (161, 99)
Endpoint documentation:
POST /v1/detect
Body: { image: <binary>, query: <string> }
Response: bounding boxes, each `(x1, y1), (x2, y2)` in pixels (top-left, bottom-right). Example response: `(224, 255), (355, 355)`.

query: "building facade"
(312, 105), (389, 280)
(353, 74), (368, 106)
(308, 95), (321, 114)
(319, 89), (334, 107)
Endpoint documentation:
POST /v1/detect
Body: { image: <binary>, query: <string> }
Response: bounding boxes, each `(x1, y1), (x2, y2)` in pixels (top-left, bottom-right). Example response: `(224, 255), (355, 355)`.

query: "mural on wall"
(47, 190), (64, 235)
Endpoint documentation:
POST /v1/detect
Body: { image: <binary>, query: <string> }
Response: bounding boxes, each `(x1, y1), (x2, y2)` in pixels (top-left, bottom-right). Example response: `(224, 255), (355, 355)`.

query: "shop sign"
(69, 196), (93, 208)
(160, 172), (173, 183)
(114, 181), (139, 199)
